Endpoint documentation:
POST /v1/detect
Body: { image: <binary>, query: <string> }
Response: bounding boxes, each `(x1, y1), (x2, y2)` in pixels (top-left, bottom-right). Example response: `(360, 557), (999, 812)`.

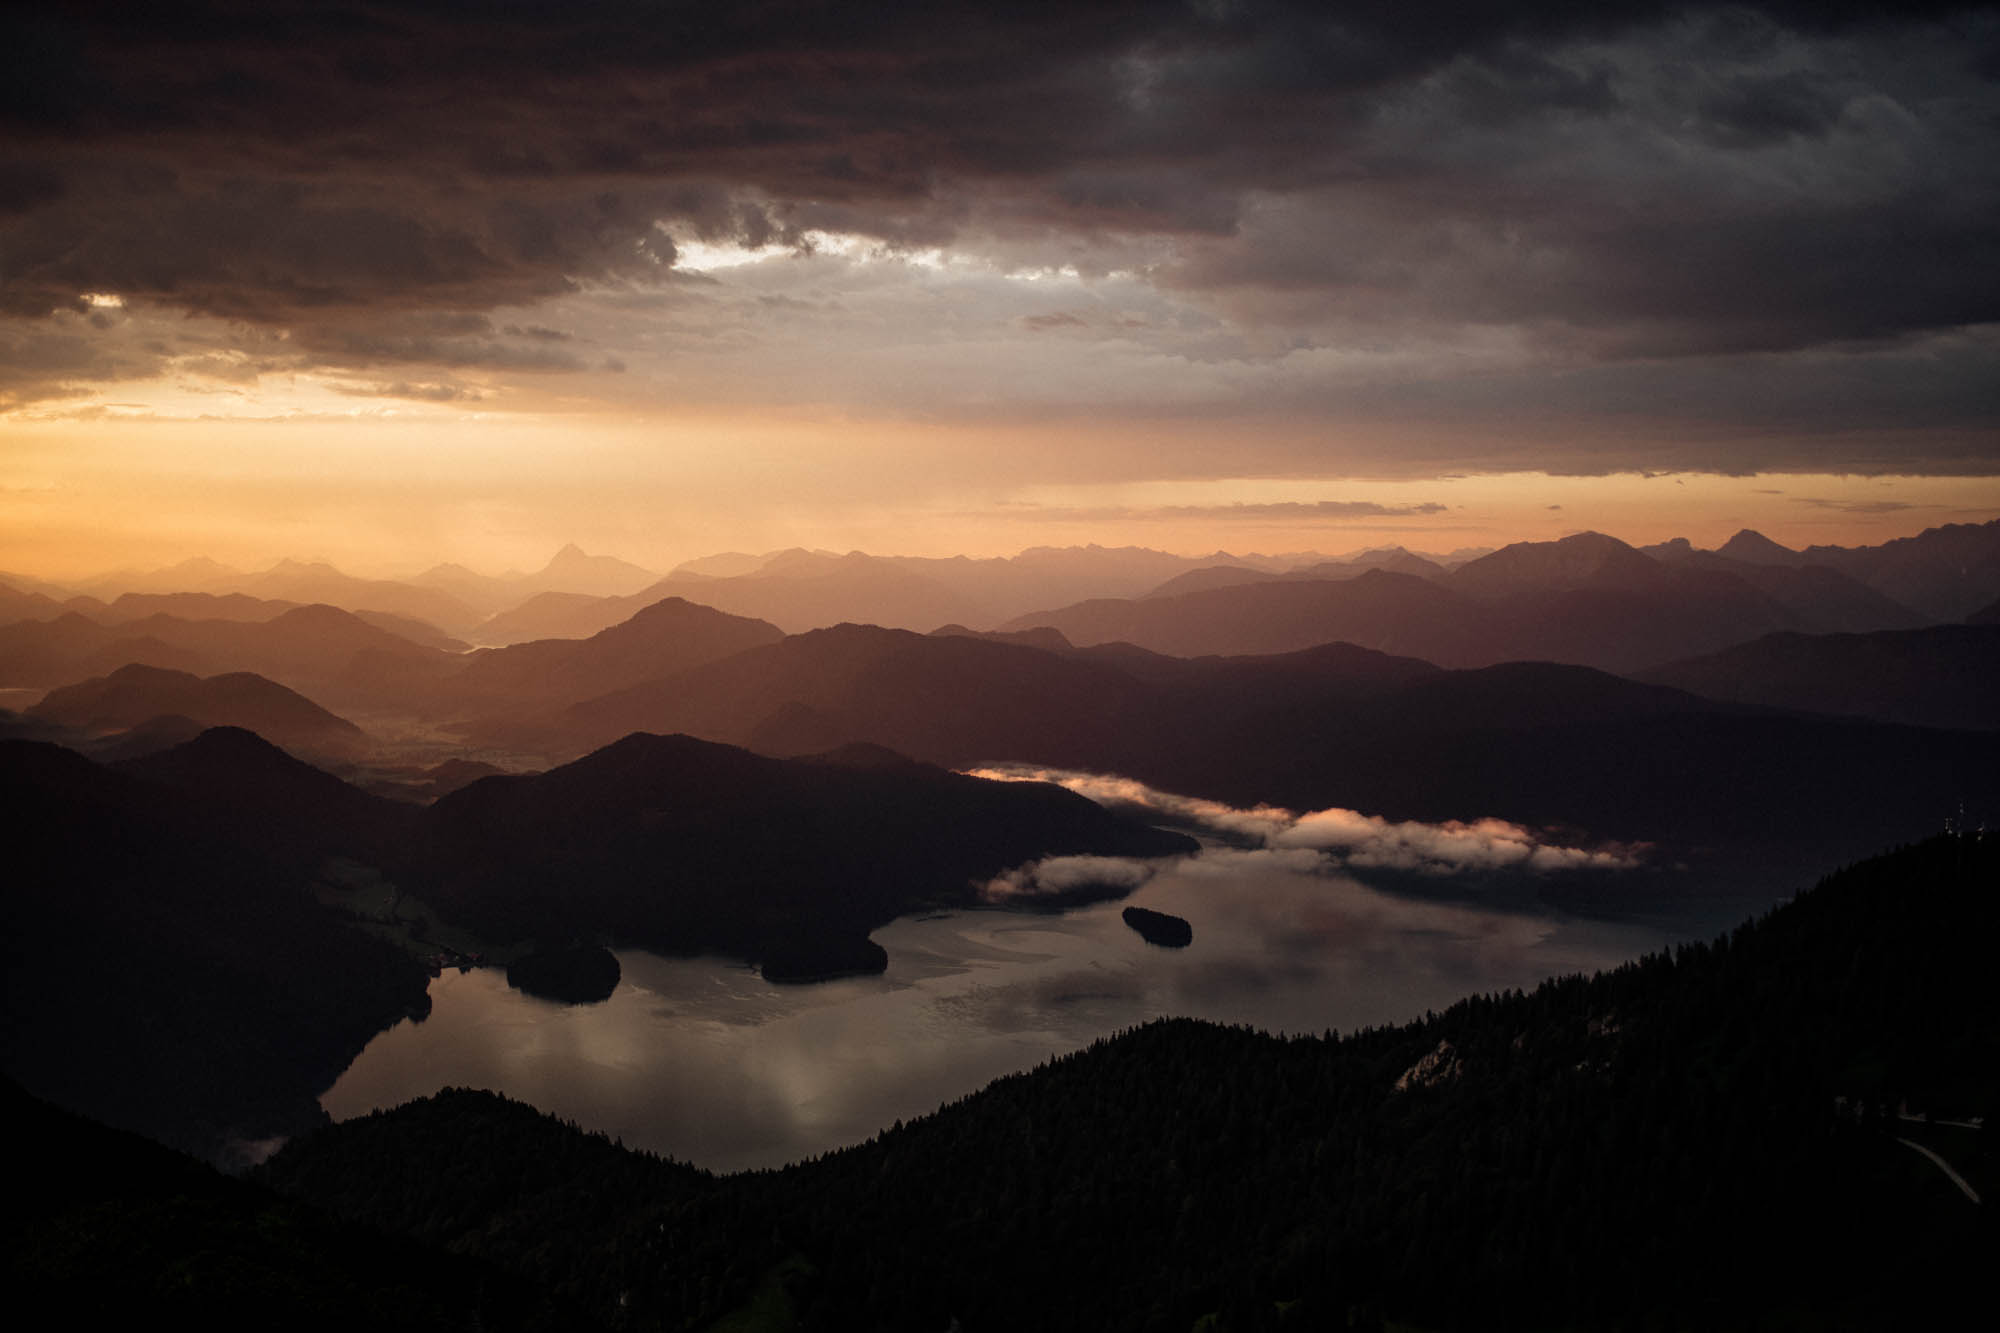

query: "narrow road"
(1894, 1137), (1982, 1204)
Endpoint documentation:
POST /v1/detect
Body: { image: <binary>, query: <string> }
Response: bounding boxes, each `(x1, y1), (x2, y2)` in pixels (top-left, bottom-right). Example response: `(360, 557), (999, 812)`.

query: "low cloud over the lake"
(970, 764), (1645, 901)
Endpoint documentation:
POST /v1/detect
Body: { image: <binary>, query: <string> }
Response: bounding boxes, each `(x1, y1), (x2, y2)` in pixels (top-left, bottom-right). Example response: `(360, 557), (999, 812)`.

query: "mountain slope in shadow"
(417, 731), (1197, 966)
(539, 622), (1999, 883)
(1639, 623), (2000, 731)
(30, 663), (369, 762)
(0, 738), (431, 1163)
(1002, 532), (1926, 672)
(442, 596), (783, 712)
(553, 622), (1164, 766)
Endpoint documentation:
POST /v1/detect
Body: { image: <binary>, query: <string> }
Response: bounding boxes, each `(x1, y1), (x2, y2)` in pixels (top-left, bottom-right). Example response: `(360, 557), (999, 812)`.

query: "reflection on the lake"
(323, 849), (1679, 1172)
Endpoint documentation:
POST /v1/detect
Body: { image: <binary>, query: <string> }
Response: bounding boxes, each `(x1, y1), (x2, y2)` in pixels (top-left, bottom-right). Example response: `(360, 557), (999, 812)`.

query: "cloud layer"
(972, 764), (1643, 900)
(2, 2), (1995, 479)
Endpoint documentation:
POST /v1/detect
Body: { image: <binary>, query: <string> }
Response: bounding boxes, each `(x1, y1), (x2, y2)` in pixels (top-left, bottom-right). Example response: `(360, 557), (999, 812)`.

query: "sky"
(3, 0), (1999, 578)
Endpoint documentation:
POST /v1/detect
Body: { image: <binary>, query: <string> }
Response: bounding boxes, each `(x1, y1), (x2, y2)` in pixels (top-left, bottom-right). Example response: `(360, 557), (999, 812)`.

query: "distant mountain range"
(999, 526), (1994, 671)
(437, 596), (785, 714)
(3, 545), (668, 639)
(10, 521), (1992, 655)
(1715, 520), (2000, 621)
(460, 544), (1379, 643)
(508, 620), (2000, 882)
(0, 603), (458, 711)
(408, 543), (661, 614)
(5, 522), (1994, 845)
(10, 570), (1970, 879)
(28, 663), (369, 763)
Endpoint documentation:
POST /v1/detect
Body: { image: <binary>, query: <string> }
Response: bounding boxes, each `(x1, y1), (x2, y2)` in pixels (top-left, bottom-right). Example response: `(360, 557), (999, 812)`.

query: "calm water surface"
(324, 847), (1684, 1172)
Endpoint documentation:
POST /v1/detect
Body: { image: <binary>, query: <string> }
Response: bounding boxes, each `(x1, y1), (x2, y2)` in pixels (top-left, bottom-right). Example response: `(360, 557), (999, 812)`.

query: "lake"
(323, 840), (1694, 1173)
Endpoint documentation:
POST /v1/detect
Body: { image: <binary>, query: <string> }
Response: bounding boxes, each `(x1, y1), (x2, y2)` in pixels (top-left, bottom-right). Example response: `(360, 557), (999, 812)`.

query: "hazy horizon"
(7, 503), (1998, 590)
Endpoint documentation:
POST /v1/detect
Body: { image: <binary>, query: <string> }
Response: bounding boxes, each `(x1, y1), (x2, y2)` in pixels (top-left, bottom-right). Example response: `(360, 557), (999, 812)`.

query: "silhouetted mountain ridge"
(30, 663), (367, 761)
(442, 596), (784, 712)
(418, 730), (1196, 958)
(1641, 623), (2000, 731)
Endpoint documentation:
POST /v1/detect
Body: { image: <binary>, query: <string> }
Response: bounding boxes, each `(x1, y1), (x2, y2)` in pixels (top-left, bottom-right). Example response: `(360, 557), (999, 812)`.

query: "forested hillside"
(262, 833), (1995, 1331)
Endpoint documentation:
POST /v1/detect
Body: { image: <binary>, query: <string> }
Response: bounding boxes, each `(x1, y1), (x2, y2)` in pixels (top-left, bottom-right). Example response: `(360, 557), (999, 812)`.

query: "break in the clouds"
(972, 765), (1643, 900)
(2, 1), (1997, 477)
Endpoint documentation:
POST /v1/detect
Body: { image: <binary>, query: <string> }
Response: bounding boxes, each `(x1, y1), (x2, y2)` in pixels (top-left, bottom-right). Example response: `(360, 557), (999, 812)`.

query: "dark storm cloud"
(1, 1), (1996, 416)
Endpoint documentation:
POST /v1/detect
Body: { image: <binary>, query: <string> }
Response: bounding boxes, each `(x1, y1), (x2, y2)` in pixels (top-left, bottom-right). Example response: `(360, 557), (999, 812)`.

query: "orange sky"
(5, 395), (1996, 581)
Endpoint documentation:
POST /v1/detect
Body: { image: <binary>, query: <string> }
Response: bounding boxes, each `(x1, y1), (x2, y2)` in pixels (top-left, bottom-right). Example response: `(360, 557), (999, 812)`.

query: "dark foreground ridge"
(251, 834), (1993, 1332)
(1, 1077), (591, 1332)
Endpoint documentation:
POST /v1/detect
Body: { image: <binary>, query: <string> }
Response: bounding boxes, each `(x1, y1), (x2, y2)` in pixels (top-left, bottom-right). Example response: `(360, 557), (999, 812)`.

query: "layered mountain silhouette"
(1641, 623), (2000, 731)
(43, 556), (483, 635)
(92, 591), (309, 625)
(25, 522), (1998, 649)
(522, 622), (2000, 881)
(653, 544), (1316, 633)
(1447, 530), (1672, 598)
(1708, 520), (2000, 621)
(219, 560), (483, 635)
(466, 544), (1358, 643)
(0, 612), (214, 686)
(29, 664), (369, 762)
(0, 587), (467, 678)
(647, 552), (980, 634)
(1642, 535), (1927, 632)
(1000, 531), (1940, 672)
(1716, 527), (1809, 565)
(471, 589), (636, 644)
(1140, 548), (1452, 600)
(1001, 568), (1498, 663)
(553, 622), (1167, 765)
(0, 602), (457, 708)
(413, 543), (661, 617)
(0, 578), (66, 625)
(440, 596), (783, 713)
